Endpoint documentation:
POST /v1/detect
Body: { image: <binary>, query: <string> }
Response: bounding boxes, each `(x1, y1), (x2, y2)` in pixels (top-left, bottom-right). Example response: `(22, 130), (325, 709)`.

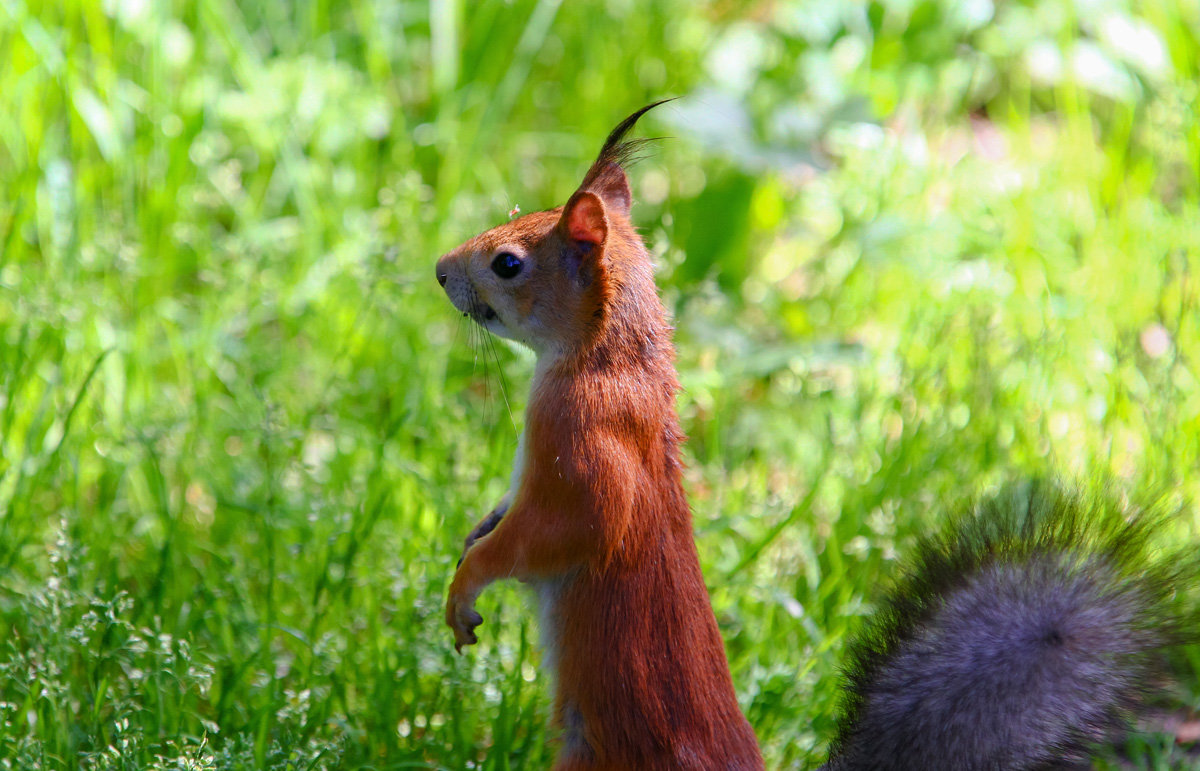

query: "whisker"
(464, 318), (480, 409)
(456, 314), (514, 432)
(470, 319), (482, 376)
(467, 318), (493, 429)
(451, 312), (466, 351)
(484, 330), (516, 429)
(481, 323), (494, 428)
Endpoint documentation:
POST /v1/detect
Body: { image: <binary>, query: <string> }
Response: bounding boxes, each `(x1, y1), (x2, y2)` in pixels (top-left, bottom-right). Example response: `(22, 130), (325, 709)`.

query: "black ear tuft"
(576, 99), (675, 213)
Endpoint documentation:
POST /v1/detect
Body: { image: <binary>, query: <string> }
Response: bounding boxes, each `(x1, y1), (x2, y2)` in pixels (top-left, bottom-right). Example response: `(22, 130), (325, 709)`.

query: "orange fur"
(437, 103), (762, 770)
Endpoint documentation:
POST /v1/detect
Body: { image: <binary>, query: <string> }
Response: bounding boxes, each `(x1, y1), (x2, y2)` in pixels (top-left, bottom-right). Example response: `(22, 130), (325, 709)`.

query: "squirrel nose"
(435, 254), (453, 286)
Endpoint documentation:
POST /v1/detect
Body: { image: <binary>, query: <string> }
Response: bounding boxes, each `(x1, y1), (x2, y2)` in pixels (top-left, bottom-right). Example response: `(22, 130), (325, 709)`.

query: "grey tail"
(823, 480), (1196, 771)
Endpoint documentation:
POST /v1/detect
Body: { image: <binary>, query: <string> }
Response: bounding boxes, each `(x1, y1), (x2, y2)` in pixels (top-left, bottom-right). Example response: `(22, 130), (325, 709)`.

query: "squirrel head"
(436, 101), (671, 359)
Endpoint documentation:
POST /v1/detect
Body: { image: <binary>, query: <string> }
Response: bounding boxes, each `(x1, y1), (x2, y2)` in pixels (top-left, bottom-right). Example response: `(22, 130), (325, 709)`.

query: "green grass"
(1, 0), (1199, 768)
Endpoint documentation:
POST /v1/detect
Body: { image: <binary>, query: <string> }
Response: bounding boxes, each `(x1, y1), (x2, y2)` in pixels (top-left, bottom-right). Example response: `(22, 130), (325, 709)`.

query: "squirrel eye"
(491, 252), (523, 279)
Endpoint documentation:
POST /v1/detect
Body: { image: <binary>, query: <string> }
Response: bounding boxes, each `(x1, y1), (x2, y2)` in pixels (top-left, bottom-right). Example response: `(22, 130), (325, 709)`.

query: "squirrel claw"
(447, 596), (483, 651)
(453, 629), (478, 655)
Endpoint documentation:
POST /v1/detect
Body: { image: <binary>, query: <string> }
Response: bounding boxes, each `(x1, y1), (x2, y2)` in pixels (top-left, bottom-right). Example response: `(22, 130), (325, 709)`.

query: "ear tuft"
(574, 99), (674, 218)
(562, 191), (607, 245)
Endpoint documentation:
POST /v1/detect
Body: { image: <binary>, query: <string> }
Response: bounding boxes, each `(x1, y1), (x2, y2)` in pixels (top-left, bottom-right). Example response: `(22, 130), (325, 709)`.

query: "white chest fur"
(506, 428), (565, 676)
(497, 353), (569, 681)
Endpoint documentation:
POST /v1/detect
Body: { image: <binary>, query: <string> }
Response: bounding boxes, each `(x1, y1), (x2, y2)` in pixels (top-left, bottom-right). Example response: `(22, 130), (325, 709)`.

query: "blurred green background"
(2, 0), (1199, 768)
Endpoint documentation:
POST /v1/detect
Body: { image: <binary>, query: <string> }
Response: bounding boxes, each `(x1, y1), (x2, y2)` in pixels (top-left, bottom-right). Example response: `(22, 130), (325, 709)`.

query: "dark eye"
(490, 252), (523, 279)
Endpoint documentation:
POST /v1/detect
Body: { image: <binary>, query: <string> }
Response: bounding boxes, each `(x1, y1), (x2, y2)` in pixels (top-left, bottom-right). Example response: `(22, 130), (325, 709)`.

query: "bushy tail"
(823, 480), (1196, 771)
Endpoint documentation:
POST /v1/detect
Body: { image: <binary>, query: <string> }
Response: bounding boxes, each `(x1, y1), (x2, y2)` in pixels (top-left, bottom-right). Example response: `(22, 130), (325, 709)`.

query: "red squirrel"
(436, 101), (762, 770)
(435, 103), (1193, 770)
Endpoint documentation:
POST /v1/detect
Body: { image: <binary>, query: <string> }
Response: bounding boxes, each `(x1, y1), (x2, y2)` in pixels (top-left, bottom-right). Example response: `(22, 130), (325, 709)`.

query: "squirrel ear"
(589, 165), (631, 216)
(560, 191), (608, 246)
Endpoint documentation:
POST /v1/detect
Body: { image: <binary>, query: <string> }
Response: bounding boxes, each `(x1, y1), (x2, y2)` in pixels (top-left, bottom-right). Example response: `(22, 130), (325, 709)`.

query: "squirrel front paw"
(446, 591), (484, 653)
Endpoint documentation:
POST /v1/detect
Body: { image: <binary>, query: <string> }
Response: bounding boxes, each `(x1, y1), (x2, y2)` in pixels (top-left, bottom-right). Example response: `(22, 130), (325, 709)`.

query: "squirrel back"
(436, 104), (1195, 770)
(823, 481), (1194, 771)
